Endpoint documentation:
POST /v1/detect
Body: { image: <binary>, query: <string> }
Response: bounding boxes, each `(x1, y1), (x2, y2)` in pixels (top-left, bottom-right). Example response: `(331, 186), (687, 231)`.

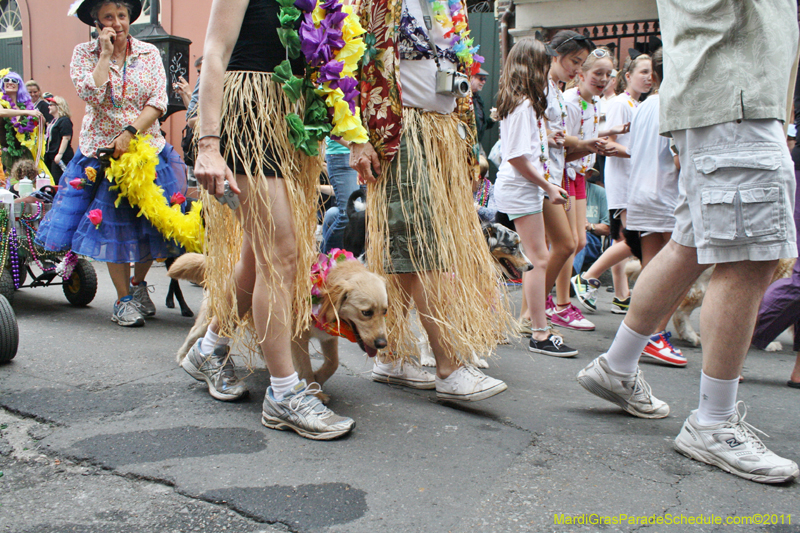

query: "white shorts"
(494, 177), (545, 217)
(671, 119), (797, 264)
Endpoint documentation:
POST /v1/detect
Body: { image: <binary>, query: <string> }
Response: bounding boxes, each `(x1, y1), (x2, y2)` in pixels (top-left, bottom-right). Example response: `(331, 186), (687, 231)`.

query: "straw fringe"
(203, 72), (322, 363)
(366, 108), (514, 365)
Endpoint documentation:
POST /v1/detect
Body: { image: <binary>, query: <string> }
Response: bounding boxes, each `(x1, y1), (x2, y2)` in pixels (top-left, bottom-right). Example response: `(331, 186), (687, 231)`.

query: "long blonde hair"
(496, 38), (550, 120)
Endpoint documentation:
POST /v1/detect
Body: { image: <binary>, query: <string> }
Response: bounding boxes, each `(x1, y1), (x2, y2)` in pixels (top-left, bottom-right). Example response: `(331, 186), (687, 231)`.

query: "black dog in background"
(342, 188), (367, 257)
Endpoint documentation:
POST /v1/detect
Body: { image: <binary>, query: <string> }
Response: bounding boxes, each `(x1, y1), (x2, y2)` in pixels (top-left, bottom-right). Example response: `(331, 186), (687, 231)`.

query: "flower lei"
(576, 87), (598, 174)
(624, 90), (639, 108)
(101, 135), (204, 253)
(310, 248), (358, 342)
(428, 0), (484, 75)
(272, 0), (368, 156)
(0, 68), (39, 160)
(474, 177), (490, 207)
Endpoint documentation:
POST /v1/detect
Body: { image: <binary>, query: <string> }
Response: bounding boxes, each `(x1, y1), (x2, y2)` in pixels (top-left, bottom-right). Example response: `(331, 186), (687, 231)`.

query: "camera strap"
(417, 0), (445, 72)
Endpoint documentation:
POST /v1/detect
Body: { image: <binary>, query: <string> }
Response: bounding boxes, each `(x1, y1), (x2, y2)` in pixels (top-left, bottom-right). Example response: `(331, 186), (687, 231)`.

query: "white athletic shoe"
(576, 354), (669, 418)
(435, 365), (507, 402)
(674, 402), (799, 484)
(371, 359), (436, 389)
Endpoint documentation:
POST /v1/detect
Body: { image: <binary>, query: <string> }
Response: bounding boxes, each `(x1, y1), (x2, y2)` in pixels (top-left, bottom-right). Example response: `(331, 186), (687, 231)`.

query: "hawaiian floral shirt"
(71, 37), (167, 157)
(357, 0), (477, 163)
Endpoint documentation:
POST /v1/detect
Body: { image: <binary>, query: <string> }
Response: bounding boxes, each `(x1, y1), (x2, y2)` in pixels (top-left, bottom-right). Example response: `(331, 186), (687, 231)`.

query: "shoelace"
(584, 285), (597, 301)
(732, 401), (769, 454)
(566, 305), (586, 322)
(550, 335), (564, 349)
(288, 382), (334, 419)
(661, 331), (677, 351)
(116, 300), (140, 317)
(462, 365), (485, 379)
(630, 369), (656, 404)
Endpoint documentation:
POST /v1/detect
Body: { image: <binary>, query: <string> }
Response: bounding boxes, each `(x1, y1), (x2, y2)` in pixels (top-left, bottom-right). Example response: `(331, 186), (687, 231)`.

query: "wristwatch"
(123, 125), (138, 136)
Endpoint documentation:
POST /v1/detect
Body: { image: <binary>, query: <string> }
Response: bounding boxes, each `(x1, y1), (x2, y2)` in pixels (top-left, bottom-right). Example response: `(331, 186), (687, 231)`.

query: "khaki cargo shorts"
(671, 119), (797, 264)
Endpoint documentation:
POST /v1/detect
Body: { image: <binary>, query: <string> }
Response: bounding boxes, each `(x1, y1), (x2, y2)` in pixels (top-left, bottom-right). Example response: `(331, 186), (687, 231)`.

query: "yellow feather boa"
(107, 135), (204, 253)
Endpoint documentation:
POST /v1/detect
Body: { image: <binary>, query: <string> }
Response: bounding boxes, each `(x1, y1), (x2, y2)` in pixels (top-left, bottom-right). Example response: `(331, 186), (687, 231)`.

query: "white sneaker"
(435, 365), (507, 402)
(674, 402), (799, 484)
(576, 354), (669, 418)
(371, 360), (436, 389)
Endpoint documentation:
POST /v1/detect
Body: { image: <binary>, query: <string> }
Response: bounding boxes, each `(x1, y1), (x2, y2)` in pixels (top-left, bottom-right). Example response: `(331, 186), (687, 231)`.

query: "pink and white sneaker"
(550, 303), (596, 331)
(545, 295), (556, 317)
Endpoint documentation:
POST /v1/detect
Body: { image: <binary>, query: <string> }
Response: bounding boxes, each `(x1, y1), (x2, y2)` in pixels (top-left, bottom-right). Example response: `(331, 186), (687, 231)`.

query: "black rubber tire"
(63, 258), (98, 307)
(0, 294), (18, 363)
(0, 269), (14, 306)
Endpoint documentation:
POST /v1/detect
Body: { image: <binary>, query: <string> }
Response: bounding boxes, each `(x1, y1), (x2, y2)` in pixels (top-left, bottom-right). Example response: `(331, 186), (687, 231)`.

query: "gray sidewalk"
(1, 262), (798, 533)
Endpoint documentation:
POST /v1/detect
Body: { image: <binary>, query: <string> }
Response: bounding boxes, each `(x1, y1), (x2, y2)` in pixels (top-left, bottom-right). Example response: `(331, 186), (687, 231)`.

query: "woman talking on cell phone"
(38, 0), (187, 328)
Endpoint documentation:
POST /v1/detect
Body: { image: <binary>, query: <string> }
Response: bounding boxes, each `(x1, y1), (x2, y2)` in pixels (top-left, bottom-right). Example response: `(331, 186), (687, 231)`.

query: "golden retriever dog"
(169, 253), (388, 403)
(626, 257), (795, 347)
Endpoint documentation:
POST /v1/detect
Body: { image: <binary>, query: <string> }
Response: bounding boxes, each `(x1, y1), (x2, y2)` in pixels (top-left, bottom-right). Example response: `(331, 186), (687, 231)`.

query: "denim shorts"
(671, 119), (797, 264)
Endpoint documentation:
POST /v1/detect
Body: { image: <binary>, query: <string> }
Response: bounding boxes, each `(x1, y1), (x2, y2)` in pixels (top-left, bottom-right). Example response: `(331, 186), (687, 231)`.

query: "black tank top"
(227, 0), (304, 74)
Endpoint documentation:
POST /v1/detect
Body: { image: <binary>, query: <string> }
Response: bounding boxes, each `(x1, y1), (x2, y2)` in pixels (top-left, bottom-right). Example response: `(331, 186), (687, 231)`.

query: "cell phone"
(95, 20), (114, 43)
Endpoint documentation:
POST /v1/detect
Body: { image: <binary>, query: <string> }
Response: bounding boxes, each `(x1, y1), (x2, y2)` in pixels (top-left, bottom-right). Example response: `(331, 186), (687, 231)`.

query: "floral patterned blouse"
(71, 36), (167, 157)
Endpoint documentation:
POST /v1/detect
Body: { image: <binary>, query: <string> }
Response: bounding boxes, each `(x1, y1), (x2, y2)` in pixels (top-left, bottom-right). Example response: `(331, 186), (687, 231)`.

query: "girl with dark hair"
(572, 52), (652, 315)
(493, 37), (576, 357)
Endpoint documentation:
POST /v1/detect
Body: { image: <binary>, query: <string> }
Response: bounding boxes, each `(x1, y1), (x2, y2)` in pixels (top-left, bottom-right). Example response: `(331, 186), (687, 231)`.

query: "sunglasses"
(554, 34), (594, 51)
(3, 78), (18, 84)
(590, 48), (611, 58)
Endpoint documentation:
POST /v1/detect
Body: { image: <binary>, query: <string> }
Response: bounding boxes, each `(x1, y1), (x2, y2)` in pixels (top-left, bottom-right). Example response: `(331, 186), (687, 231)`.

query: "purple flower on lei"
(337, 76), (359, 114)
(318, 60), (344, 86)
(2, 94), (35, 135)
(294, 0), (315, 13)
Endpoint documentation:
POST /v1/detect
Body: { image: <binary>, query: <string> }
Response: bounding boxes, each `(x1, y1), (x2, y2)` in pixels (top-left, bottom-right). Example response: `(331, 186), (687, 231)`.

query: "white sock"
(696, 371), (738, 426)
(605, 321), (649, 375)
(271, 372), (300, 401)
(199, 327), (229, 355)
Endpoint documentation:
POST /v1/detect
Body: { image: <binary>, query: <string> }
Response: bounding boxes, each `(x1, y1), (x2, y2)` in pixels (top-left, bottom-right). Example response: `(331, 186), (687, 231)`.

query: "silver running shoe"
(576, 354), (669, 419)
(129, 280), (156, 316)
(112, 295), (145, 327)
(674, 402), (799, 484)
(262, 380), (355, 440)
(181, 340), (249, 401)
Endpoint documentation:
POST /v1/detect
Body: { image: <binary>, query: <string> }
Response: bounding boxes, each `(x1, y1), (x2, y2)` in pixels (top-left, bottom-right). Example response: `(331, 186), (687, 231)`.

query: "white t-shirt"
(564, 87), (599, 179)
(603, 92), (637, 210)
(494, 100), (549, 214)
(544, 79), (566, 185)
(398, 0), (457, 114)
(626, 95), (681, 233)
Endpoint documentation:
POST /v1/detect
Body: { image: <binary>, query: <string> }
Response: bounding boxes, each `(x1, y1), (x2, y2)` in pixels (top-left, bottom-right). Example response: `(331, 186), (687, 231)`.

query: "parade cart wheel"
(0, 294), (18, 363)
(62, 259), (98, 307)
(0, 269), (14, 306)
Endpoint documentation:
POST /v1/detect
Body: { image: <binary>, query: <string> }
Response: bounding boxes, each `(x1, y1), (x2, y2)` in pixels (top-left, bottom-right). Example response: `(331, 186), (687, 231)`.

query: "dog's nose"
(374, 337), (388, 349)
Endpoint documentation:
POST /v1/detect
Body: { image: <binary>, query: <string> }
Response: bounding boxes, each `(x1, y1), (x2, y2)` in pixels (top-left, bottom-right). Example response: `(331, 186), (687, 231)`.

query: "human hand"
(586, 138), (607, 153)
(195, 138), (237, 197)
(350, 142), (381, 184)
(608, 122), (630, 136)
(96, 24), (115, 57)
(548, 131), (565, 148)
(547, 184), (568, 205)
(489, 107), (498, 122)
(175, 76), (191, 97)
(597, 138), (619, 157)
(108, 130), (133, 159)
(54, 153), (62, 164)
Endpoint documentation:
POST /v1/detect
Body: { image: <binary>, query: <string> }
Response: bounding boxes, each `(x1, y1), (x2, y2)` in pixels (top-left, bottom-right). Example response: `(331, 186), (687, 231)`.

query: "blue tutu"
(36, 144), (187, 263)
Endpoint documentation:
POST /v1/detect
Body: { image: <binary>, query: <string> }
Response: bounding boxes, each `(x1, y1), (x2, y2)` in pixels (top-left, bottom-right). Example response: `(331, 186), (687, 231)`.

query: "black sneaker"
(529, 334), (578, 358)
(611, 296), (631, 314)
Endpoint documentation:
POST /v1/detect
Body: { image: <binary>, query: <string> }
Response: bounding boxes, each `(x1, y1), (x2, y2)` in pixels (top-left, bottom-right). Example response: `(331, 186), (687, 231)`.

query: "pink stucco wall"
(20, 0), (213, 153)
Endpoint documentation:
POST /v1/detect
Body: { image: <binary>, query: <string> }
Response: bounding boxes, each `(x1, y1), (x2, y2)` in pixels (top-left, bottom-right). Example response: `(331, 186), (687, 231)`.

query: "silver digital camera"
(435, 69), (470, 98)
(215, 180), (240, 210)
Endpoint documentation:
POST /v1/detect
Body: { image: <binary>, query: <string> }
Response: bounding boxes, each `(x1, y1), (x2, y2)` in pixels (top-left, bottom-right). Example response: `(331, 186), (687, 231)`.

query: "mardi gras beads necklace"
(576, 86), (598, 174)
(108, 37), (130, 109)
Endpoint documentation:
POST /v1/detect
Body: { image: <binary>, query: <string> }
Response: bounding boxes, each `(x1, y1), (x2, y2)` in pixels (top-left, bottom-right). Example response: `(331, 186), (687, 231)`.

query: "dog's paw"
(473, 357), (489, 369)
(764, 341), (783, 352)
(314, 391), (331, 404)
(683, 331), (701, 347)
(419, 352), (436, 367)
(181, 308), (194, 318)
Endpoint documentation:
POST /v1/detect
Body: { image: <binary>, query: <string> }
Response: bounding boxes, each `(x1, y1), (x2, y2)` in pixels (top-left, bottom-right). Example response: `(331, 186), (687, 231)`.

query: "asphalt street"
(1, 261), (798, 533)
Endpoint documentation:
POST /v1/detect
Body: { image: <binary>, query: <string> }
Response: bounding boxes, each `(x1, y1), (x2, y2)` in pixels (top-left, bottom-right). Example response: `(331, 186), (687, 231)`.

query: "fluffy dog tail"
(167, 253), (206, 286)
(346, 188), (366, 221)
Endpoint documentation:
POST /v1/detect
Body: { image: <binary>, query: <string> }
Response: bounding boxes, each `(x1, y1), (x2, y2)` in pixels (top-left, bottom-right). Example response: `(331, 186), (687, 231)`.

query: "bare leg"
(543, 201), (576, 296)
(700, 260), (778, 380)
(132, 261), (153, 285)
(394, 272), (460, 379)
(107, 262), (131, 300)
(641, 232), (674, 332)
(790, 352), (800, 383)
(584, 239), (631, 281)
(514, 213), (551, 342)
(610, 259), (630, 300)
(555, 196), (579, 310)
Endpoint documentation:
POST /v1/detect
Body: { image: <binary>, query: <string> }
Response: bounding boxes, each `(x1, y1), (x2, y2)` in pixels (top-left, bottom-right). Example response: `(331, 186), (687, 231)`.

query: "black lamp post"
(134, 0), (192, 120)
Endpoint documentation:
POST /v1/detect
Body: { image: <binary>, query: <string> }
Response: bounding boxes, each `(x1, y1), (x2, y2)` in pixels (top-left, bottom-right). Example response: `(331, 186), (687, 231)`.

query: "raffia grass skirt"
(367, 108), (515, 364)
(202, 72), (322, 357)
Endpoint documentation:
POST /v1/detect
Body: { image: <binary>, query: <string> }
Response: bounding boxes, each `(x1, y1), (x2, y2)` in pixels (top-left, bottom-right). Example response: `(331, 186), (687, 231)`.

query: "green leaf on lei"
(282, 76), (305, 103)
(277, 28), (301, 59)
(275, 0), (296, 7)
(273, 60), (294, 85)
(279, 6), (301, 26)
